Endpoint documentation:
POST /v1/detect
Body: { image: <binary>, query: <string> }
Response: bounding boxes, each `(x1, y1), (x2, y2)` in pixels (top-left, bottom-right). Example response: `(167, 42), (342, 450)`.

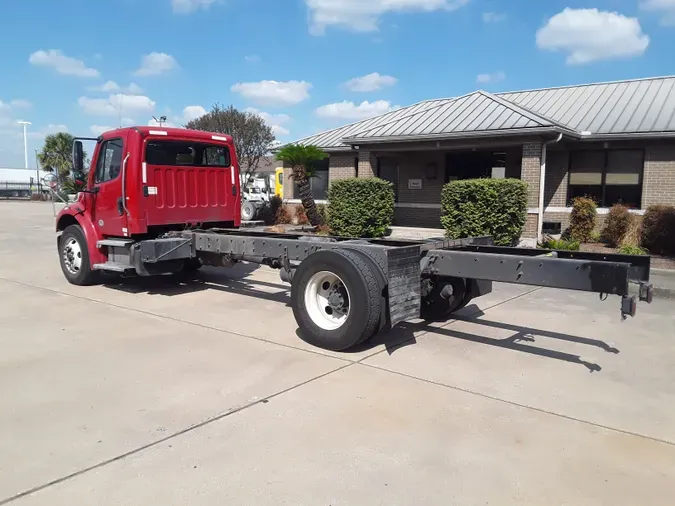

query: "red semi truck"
(55, 126), (654, 352)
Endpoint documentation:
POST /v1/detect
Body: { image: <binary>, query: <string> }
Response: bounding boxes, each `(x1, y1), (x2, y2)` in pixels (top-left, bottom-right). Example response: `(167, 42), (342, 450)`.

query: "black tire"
(420, 276), (467, 321)
(291, 249), (382, 352)
(241, 201), (256, 221)
(183, 257), (203, 272)
(58, 225), (100, 286)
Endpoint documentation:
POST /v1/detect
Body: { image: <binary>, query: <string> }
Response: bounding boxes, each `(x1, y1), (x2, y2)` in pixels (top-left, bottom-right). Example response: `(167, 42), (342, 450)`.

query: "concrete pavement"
(1, 202), (674, 505)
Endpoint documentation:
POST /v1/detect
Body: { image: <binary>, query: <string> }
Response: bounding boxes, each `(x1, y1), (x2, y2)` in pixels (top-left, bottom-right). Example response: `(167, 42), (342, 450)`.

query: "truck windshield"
(146, 140), (231, 167)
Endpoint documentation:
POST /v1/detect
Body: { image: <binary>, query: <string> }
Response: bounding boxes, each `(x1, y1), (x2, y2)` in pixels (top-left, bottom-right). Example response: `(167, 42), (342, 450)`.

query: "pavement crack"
(359, 362), (675, 448)
(0, 362), (354, 505)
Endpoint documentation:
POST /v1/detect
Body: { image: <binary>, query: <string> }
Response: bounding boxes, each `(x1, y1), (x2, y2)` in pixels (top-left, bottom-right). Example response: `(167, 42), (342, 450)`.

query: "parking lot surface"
(1, 202), (674, 505)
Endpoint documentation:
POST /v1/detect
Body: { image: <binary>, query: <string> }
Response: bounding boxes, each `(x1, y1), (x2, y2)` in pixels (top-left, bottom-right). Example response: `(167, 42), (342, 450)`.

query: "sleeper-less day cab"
(56, 127), (654, 352)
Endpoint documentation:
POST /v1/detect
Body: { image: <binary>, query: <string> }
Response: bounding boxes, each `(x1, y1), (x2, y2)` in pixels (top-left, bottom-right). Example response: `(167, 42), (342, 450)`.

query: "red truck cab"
(56, 126), (241, 283)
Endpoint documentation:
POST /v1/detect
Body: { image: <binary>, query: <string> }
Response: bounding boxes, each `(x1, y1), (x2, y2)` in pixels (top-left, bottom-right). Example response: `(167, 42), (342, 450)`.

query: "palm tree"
(38, 132), (85, 183)
(275, 145), (328, 227)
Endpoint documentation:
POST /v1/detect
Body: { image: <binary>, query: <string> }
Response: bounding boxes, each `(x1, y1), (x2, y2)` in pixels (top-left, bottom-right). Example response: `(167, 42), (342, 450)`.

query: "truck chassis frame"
(83, 227), (654, 351)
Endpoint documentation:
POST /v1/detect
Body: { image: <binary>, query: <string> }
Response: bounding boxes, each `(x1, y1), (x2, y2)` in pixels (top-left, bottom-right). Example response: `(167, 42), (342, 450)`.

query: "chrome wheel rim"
(62, 237), (83, 275)
(304, 271), (350, 330)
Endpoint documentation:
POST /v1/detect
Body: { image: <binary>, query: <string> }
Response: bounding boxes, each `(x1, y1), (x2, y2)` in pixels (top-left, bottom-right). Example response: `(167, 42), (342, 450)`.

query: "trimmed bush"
(619, 244), (647, 256)
(567, 197), (597, 242)
(294, 205), (309, 225)
(275, 205), (292, 225)
(542, 238), (580, 251)
(261, 195), (283, 225)
(440, 178), (527, 246)
(316, 203), (328, 224)
(602, 204), (632, 247)
(327, 178), (394, 238)
(641, 205), (675, 256)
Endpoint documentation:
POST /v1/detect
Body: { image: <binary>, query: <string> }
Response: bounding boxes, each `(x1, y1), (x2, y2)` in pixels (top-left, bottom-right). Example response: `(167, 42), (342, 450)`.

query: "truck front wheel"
(291, 250), (382, 352)
(59, 225), (99, 286)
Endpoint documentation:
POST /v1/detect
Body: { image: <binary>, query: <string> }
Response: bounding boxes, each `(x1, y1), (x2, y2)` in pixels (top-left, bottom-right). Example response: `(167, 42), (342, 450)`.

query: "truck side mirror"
(72, 140), (84, 175)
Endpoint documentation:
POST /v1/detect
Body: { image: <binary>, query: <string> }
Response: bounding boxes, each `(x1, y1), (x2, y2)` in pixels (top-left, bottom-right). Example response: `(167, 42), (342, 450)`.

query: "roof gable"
(343, 91), (571, 143)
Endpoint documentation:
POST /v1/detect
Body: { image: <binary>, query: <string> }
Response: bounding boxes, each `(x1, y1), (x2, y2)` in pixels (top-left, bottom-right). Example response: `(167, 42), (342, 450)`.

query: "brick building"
(283, 76), (675, 243)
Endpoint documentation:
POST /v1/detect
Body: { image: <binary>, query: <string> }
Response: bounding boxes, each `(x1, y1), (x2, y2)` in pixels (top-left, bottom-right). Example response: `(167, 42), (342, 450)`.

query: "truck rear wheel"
(291, 250), (382, 351)
(58, 225), (99, 286)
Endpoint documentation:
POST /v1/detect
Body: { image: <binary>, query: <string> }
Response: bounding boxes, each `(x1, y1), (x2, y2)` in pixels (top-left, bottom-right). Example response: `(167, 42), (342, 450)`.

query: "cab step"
(97, 239), (135, 248)
(92, 262), (134, 273)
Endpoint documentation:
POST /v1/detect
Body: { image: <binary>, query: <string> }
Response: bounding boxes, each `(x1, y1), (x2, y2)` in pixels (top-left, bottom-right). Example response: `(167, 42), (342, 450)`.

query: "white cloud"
(183, 105), (207, 122)
(245, 107), (291, 136)
(315, 100), (398, 120)
(172, 0), (217, 13)
(306, 0), (470, 34)
(10, 99), (32, 108)
(79, 94), (156, 117)
(88, 81), (144, 94)
(476, 71), (506, 84)
(134, 52), (179, 77)
(640, 0), (675, 25)
(244, 55), (261, 63)
(90, 125), (114, 136)
(29, 49), (100, 77)
(345, 72), (398, 92)
(44, 124), (68, 134)
(536, 8), (650, 65)
(231, 80), (312, 106)
(482, 11), (505, 23)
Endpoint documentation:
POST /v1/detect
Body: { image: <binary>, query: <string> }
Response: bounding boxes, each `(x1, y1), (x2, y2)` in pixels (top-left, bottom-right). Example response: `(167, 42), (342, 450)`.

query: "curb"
(650, 269), (675, 300)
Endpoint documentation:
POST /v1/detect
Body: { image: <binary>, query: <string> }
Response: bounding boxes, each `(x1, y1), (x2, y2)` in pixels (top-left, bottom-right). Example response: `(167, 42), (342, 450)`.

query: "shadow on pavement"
(103, 263), (291, 306)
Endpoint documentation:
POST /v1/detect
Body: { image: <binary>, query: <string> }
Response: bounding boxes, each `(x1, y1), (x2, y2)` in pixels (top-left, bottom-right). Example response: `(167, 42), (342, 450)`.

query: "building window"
(568, 149), (643, 208)
(293, 158), (329, 200)
(377, 157), (399, 202)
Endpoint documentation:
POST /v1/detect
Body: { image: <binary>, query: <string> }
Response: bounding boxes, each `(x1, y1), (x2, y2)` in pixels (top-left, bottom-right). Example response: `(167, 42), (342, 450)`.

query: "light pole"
(17, 120), (31, 169)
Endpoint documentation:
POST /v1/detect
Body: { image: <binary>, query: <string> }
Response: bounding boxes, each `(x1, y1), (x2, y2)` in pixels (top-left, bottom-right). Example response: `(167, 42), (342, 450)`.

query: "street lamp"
(152, 115), (167, 127)
(17, 120), (31, 169)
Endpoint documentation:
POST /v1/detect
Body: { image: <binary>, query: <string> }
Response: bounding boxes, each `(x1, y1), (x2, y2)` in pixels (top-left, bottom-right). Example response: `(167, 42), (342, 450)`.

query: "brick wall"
(329, 154), (356, 182)
(394, 207), (442, 228)
(642, 144), (675, 207)
(282, 162), (294, 199)
(521, 142), (542, 238)
(545, 149), (568, 207)
(397, 152), (445, 205)
(357, 150), (377, 178)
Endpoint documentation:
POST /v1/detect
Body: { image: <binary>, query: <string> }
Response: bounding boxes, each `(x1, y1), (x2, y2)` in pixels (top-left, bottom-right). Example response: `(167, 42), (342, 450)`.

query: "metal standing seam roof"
(288, 76), (675, 150)
(343, 90), (580, 142)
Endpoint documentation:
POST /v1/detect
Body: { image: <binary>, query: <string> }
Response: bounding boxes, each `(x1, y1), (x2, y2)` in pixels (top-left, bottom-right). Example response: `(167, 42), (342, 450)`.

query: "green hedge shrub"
(567, 197), (597, 242)
(602, 204), (632, 247)
(327, 178), (395, 238)
(641, 205), (675, 256)
(542, 238), (580, 251)
(440, 178), (527, 246)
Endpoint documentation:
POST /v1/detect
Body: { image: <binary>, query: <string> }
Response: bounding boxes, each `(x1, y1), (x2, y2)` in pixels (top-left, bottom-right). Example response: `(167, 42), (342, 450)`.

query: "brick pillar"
(521, 142), (542, 241)
(642, 145), (675, 207)
(282, 163), (294, 199)
(358, 150), (376, 178)
(329, 154), (357, 182)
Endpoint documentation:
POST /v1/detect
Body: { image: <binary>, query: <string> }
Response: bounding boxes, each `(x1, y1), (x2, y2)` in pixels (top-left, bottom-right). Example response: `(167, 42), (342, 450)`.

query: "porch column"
(521, 142), (542, 243)
(282, 162), (294, 199)
(357, 150), (377, 178)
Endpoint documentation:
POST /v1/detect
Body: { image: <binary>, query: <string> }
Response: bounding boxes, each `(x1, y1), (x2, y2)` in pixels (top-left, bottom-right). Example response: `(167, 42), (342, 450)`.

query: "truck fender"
(56, 205), (107, 266)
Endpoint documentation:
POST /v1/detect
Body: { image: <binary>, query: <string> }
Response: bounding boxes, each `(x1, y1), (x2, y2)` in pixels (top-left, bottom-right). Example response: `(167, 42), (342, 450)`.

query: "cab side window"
(94, 139), (123, 183)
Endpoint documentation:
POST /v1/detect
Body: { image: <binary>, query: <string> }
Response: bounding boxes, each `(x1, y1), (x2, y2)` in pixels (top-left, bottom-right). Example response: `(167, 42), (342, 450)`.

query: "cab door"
(90, 134), (129, 237)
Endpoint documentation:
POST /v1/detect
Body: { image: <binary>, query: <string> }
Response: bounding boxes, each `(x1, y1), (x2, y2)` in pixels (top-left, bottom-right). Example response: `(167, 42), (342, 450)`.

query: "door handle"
(117, 197), (124, 216)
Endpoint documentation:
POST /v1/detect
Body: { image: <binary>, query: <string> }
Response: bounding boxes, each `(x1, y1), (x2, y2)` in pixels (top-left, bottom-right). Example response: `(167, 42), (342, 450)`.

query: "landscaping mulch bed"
(580, 243), (675, 270)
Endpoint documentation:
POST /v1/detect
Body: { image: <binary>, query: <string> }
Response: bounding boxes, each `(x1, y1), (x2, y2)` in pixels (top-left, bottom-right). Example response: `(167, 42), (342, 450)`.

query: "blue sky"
(1, 0), (674, 168)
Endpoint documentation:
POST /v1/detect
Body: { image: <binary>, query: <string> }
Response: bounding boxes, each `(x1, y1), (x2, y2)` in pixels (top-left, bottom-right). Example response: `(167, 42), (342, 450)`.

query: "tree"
(185, 104), (275, 181)
(275, 145), (328, 227)
(38, 132), (86, 183)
